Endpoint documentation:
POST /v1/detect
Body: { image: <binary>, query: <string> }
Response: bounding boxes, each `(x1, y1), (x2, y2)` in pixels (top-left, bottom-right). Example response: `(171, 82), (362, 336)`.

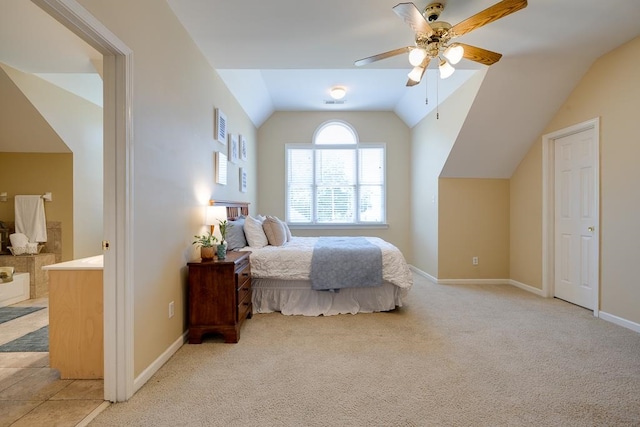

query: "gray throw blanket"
(310, 237), (383, 291)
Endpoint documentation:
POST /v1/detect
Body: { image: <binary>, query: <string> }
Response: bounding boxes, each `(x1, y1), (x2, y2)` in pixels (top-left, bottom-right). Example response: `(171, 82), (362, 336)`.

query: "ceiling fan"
(355, 0), (528, 86)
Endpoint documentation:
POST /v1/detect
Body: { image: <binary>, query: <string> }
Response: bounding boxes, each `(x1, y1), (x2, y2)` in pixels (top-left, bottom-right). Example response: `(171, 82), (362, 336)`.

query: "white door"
(554, 128), (598, 309)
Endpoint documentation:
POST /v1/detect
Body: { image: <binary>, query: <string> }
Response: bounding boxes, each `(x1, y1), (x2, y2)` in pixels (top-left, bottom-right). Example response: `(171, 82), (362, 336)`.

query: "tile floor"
(0, 297), (109, 427)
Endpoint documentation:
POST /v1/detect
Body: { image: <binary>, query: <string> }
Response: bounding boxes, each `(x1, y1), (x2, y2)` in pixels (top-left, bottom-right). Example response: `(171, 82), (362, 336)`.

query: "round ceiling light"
(330, 86), (346, 100)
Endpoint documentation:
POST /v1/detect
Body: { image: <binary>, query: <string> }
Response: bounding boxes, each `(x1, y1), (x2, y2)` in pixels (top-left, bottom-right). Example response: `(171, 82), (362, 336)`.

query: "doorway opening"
(33, 0), (134, 402)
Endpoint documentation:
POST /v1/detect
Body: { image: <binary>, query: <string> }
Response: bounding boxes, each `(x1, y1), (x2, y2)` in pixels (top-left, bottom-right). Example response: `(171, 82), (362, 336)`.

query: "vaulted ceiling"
(2, 0), (640, 177)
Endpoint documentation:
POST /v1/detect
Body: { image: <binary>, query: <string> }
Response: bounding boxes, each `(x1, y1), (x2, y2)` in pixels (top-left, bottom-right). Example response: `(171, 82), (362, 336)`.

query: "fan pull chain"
(436, 72), (440, 120)
(425, 73), (428, 105)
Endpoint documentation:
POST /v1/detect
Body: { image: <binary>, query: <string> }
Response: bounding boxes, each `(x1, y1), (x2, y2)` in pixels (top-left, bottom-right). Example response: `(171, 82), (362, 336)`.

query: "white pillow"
(243, 215), (268, 248)
(279, 218), (292, 241)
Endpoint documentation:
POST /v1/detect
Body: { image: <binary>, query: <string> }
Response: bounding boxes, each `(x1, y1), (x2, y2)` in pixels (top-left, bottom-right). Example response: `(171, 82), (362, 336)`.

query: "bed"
(216, 201), (413, 316)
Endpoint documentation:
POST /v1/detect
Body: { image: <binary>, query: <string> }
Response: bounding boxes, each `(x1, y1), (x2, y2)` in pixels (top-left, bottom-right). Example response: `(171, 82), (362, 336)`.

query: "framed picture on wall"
(215, 108), (227, 145)
(239, 167), (247, 192)
(239, 135), (247, 161)
(215, 151), (228, 185)
(228, 133), (239, 163)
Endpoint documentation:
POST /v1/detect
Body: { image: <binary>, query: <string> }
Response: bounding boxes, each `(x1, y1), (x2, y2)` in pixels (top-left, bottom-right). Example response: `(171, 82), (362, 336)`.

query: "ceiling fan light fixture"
(438, 59), (455, 79)
(407, 66), (424, 83)
(330, 86), (346, 100)
(443, 44), (464, 65)
(408, 48), (427, 66)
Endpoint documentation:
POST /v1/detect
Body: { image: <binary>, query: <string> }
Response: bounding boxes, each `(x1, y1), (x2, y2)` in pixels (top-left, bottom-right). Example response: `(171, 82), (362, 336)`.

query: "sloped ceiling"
(167, 0), (640, 178)
(0, 65), (69, 153)
(2, 0), (640, 178)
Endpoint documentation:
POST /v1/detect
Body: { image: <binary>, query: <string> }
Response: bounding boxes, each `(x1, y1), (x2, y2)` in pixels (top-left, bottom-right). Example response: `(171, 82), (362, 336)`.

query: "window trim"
(285, 121), (387, 227)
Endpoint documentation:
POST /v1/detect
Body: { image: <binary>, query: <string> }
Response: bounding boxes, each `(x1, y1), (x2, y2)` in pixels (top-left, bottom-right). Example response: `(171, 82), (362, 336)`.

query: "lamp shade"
(205, 205), (228, 240)
(205, 205), (227, 225)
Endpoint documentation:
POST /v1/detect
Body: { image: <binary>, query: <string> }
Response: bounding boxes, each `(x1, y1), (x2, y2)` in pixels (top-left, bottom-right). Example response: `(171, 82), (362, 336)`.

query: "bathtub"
(0, 272), (30, 307)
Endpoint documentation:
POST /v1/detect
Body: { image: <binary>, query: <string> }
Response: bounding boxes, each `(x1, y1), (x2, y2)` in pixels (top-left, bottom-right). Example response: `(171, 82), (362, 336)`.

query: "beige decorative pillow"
(263, 216), (287, 246)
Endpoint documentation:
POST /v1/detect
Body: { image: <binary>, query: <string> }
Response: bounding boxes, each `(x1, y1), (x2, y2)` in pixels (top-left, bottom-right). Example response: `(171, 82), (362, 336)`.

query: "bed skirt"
(251, 278), (408, 316)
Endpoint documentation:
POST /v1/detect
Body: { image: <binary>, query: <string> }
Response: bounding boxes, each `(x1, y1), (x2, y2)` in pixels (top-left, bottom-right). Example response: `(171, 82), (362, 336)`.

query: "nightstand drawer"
(236, 261), (250, 286)
(237, 277), (251, 305)
(238, 291), (252, 322)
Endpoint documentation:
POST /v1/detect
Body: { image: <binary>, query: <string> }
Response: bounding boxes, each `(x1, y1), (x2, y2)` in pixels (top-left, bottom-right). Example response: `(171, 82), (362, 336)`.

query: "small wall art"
(239, 167), (247, 193)
(239, 135), (247, 161)
(228, 133), (239, 163)
(215, 108), (227, 144)
(215, 151), (228, 185)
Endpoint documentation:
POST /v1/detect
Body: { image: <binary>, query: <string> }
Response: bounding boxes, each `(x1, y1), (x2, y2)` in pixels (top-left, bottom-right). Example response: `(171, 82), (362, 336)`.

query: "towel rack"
(0, 192), (53, 202)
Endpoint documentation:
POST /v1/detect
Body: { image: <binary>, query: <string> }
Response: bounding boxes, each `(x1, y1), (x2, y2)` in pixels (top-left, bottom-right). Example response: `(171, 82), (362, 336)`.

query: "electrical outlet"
(169, 301), (175, 318)
(472, 256), (479, 265)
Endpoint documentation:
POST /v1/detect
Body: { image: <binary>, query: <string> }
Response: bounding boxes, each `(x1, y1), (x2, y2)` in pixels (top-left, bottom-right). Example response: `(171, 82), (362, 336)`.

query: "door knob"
(588, 226), (595, 232)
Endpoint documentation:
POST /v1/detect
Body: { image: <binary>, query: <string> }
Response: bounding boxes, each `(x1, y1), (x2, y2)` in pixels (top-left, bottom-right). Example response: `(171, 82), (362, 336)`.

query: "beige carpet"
(90, 275), (640, 426)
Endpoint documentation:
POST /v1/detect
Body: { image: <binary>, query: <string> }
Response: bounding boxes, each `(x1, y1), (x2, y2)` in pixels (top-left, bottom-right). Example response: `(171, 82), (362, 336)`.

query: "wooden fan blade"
(355, 46), (411, 66)
(457, 43), (502, 65)
(393, 2), (433, 36)
(450, 0), (527, 38)
(406, 58), (430, 86)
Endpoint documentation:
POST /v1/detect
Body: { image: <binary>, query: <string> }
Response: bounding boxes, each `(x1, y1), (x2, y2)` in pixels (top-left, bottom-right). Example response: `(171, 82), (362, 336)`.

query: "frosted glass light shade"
(443, 44), (464, 65)
(439, 59), (455, 79)
(407, 66), (424, 82)
(409, 48), (427, 66)
(330, 87), (346, 100)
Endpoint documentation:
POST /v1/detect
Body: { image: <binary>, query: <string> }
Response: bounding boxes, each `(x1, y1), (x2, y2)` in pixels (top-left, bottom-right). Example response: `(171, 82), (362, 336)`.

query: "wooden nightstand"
(187, 251), (252, 344)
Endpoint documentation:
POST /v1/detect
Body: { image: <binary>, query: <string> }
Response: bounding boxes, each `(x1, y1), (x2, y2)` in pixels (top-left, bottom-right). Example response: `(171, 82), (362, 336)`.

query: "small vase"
(216, 244), (226, 260)
(200, 246), (214, 260)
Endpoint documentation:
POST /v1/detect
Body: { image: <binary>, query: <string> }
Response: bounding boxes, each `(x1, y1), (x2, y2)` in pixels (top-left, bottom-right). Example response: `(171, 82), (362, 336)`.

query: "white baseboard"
(508, 279), (545, 297)
(408, 265), (437, 283)
(407, 268), (639, 334)
(133, 331), (188, 393)
(599, 311), (640, 334)
(436, 278), (511, 285)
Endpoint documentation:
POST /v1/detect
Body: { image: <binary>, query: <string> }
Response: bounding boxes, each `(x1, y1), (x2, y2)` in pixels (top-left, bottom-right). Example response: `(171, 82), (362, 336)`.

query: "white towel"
(14, 195), (48, 243)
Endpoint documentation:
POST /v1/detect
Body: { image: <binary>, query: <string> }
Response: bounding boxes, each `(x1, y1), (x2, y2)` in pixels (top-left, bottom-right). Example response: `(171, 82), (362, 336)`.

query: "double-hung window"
(286, 121), (386, 226)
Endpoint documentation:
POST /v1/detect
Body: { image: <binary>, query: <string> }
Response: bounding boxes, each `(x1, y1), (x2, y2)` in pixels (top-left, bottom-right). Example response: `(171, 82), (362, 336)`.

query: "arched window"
(314, 121), (357, 145)
(286, 121), (386, 225)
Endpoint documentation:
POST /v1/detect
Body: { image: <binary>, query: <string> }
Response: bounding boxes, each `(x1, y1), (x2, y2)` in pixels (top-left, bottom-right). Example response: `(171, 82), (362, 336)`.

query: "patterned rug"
(0, 306), (44, 325)
(0, 325), (48, 352)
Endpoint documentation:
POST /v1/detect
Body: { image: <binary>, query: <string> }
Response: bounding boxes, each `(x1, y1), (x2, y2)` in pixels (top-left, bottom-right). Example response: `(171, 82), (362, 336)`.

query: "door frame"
(542, 117), (600, 316)
(32, 0), (134, 401)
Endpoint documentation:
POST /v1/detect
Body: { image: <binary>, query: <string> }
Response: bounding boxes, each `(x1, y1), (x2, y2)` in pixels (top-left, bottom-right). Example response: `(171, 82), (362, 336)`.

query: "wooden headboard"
(212, 200), (250, 220)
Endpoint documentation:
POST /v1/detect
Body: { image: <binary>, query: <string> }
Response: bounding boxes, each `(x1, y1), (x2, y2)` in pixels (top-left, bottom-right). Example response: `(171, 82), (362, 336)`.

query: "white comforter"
(241, 236), (413, 289)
